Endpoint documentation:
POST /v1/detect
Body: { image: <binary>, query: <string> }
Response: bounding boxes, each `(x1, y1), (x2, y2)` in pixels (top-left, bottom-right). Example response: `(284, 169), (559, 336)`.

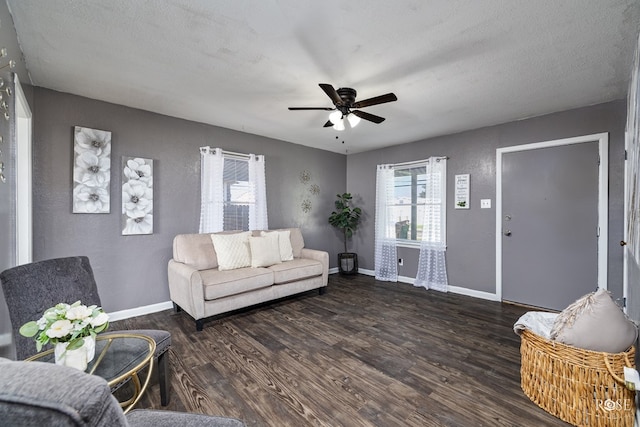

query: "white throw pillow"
(210, 231), (252, 271)
(550, 288), (638, 353)
(261, 230), (294, 261)
(249, 232), (282, 268)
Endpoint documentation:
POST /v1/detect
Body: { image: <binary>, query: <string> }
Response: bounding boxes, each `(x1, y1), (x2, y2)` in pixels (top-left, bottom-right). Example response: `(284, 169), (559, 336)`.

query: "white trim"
(623, 131), (630, 313)
(448, 286), (500, 301)
(107, 301), (173, 322)
(328, 267), (339, 275)
(496, 132), (609, 303)
(14, 75), (32, 265)
(0, 333), (12, 347)
(357, 268), (499, 301)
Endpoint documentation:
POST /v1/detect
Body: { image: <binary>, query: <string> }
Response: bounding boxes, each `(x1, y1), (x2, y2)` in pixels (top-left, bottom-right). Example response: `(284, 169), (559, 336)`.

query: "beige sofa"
(168, 228), (328, 330)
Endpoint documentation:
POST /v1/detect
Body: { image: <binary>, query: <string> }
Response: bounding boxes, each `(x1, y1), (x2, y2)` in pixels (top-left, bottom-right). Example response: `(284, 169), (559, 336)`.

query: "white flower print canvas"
(73, 126), (111, 213)
(122, 156), (153, 235)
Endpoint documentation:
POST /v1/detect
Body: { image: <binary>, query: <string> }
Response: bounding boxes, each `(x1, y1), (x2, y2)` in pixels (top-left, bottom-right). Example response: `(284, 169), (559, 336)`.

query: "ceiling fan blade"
(319, 83), (344, 106)
(352, 110), (385, 124)
(288, 107), (335, 111)
(323, 120), (333, 128)
(351, 93), (397, 109)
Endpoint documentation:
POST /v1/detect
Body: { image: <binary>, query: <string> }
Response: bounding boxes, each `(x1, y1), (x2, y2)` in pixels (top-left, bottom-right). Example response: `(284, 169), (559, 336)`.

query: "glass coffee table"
(26, 333), (156, 413)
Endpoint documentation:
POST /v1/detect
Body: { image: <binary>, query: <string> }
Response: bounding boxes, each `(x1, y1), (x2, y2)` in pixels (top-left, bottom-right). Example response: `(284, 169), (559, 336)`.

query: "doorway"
(496, 133), (608, 311)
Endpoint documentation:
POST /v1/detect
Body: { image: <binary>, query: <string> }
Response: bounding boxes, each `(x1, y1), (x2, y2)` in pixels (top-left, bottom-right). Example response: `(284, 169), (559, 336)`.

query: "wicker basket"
(520, 329), (636, 427)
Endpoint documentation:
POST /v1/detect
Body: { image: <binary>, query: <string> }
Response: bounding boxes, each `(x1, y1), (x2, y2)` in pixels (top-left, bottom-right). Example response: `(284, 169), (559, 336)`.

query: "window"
(390, 161), (446, 245)
(199, 147), (268, 233)
(222, 157), (251, 230)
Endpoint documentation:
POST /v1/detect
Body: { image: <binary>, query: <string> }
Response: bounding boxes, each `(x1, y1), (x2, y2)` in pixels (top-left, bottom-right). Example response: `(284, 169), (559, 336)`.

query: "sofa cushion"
(274, 228), (304, 258)
(268, 258), (323, 284)
(201, 267), (273, 300)
(211, 231), (252, 271)
(261, 230), (294, 261)
(249, 233), (282, 268)
(173, 233), (218, 270)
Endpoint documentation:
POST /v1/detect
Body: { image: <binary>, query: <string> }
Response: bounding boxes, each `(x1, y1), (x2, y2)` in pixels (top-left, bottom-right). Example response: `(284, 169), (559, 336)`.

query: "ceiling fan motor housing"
(336, 87), (357, 107)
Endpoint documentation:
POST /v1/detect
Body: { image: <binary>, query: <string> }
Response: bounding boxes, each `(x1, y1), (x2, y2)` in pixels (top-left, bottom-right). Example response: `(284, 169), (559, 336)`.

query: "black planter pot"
(338, 252), (358, 275)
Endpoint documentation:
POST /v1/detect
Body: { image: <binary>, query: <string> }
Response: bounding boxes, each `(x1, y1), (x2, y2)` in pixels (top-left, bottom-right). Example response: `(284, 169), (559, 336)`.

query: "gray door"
(501, 142), (599, 311)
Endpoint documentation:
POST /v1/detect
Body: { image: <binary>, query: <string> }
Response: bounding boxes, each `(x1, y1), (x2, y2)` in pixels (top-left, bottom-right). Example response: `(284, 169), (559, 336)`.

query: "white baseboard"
(0, 332), (12, 347)
(447, 286), (500, 301)
(329, 267), (339, 275)
(352, 268), (499, 302)
(107, 301), (174, 322)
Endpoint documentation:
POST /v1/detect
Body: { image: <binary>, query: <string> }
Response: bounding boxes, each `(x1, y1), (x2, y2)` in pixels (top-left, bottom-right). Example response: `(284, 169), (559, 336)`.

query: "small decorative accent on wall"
(454, 174), (470, 209)
(72, 126), (111, 213)
(121, 157), (153, 235)
(297, 170), (320, 219)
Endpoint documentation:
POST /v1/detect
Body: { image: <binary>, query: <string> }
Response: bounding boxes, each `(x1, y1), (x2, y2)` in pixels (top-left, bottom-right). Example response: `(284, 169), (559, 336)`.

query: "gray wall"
(347, 100), (627, 299)
(31, 87), (346, 313)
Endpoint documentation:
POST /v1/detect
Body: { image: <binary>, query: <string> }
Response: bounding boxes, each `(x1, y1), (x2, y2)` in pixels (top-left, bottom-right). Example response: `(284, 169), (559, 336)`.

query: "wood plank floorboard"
(113, 274), (569, 426)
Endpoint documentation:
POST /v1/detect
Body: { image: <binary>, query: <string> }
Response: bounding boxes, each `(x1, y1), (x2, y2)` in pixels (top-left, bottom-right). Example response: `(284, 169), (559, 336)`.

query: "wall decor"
(121, 156), (153, 235)
(72, 126), (111, 213)
(455, 174), (470, 209)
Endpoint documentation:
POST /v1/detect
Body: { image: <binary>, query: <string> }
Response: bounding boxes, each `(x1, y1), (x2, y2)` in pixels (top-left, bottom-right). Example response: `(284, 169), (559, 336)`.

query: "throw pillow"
(249, 232), (282, 268)
(261, 230), (294, 261)
(210, 231), (252, 271)
(550, 288), (638, 353)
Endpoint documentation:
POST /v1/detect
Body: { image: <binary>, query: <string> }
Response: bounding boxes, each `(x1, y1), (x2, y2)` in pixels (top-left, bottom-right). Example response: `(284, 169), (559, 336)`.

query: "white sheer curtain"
(199, 147), (224, 233)
(415, 157), (448, 292)
(248, 153), (268, 230)
(375, 164), (398, 281)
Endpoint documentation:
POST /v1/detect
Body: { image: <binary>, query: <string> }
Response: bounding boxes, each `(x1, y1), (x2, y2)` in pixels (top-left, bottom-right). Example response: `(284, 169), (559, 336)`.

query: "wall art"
(73, 126), (111, 213)
(121, 156), (153, 235)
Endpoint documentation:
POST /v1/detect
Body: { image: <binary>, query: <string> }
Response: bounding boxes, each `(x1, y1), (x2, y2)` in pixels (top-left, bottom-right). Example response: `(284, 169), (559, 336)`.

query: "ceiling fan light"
(328, 110), (343, 125)
(347, 113), (361, 128)
(333, 119), (345, 131)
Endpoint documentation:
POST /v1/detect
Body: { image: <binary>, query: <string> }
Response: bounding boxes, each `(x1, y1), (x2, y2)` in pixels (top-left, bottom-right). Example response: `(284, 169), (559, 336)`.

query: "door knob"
(620, 240), (627, 246)
(504, 230), (512, 236)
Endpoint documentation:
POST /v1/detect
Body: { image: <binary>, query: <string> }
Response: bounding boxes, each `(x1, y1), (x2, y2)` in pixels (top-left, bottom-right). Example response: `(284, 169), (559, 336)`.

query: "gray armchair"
(0, 358), (246, 426)
(0, 256), (172, 406)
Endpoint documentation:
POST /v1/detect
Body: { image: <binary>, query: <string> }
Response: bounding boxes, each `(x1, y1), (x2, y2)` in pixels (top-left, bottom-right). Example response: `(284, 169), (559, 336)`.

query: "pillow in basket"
(550, 288), (638, 353)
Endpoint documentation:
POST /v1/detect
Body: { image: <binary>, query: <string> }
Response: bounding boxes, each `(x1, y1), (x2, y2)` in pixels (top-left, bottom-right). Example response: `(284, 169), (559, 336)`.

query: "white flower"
(122, 180), (152, 217)
(46, 319), (74, 339)
(124, 158), (152, 186)
(90, 312), (109, 327)
(73, 184), (110, 213)
(74, 127), (111, 157)
(66, 305), (93, 321)
(123, 213), (153, 235)
(74, 151), (110, 187)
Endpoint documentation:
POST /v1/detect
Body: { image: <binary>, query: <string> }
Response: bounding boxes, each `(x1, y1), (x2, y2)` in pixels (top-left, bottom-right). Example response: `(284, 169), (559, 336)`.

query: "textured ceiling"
(7, 0), (640, 154)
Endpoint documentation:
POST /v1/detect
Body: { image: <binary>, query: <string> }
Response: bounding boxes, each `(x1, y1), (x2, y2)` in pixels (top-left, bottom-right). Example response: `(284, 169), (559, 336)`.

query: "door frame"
(495, 132), (609, 302)
(15, 75), (32, 265)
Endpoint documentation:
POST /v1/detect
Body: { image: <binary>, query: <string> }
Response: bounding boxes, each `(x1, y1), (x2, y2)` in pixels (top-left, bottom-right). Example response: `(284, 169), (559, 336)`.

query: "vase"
(54, 335), (95, 371)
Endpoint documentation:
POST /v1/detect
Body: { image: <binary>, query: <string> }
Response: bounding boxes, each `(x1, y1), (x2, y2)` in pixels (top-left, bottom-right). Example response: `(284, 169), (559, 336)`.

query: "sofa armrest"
(300, 248), (329, 287)
(167, 260), (206, 320)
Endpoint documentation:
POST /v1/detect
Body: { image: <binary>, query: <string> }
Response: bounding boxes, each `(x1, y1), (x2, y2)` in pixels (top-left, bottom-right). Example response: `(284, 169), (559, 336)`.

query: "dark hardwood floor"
(114, 274), (568, 426)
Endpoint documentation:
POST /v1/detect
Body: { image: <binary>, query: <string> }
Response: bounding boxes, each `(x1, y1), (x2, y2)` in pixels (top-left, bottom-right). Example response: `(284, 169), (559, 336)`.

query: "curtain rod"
(390, 156), (449, 168)
(200, 146), (252, 160)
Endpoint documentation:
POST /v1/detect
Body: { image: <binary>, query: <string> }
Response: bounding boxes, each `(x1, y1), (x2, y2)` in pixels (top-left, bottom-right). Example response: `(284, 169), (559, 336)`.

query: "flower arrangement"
(19, 301), (109, 352)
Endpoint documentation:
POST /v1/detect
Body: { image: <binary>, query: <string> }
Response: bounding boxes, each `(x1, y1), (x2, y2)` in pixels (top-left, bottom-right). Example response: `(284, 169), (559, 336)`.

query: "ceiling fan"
(288, 83), (397, 130)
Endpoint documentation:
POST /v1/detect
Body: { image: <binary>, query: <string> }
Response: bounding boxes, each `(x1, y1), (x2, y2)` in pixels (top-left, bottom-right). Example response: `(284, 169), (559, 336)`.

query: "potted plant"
(328, 192), (362, 274)
(19, 300), (109, 370)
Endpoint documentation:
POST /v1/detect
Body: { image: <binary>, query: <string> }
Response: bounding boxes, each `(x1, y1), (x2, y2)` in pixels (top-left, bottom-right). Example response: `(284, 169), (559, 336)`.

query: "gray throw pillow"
(550, 288), (638, 353)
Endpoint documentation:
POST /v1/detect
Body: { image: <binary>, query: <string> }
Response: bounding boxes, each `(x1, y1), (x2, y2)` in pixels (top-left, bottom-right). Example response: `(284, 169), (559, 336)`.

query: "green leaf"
(66, 337), (84, 351)
(19, 321), (40, 338)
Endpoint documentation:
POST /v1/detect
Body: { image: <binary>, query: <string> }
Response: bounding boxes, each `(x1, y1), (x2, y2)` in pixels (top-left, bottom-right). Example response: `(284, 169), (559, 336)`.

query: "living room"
(1, 1), (640, 426)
